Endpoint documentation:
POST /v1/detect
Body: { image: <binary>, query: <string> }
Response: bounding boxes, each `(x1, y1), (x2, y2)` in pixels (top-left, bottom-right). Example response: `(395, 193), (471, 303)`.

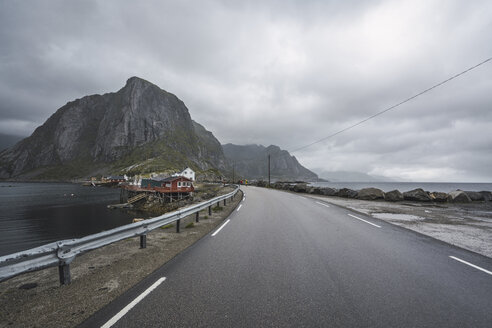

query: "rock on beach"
(337, 188), (358, 198)
(429, 192), (448, 202)
(479, 191), (492, 201)
(447, 190), (472, 203)
(321, 187), (338, 196)
(385, 190), (404, 202)
(403, 188), (432, 202)
(464, 191), (485, 201)
(357, 188), (385, 200)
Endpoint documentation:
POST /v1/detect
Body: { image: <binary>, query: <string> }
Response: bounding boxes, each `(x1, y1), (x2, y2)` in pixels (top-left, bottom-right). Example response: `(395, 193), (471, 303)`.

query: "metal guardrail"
(0, 185), (240, 285)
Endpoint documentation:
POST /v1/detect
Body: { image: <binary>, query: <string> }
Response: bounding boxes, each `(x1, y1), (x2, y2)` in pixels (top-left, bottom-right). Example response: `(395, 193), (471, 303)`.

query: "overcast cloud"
(1, 0), (491, 182)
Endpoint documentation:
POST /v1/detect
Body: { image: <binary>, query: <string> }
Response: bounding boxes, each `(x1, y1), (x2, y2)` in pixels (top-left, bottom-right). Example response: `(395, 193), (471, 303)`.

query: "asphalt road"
(80, 186), (492, 327)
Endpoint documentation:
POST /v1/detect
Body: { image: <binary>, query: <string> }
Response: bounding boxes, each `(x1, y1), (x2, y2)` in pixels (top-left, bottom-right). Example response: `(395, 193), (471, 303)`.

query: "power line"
(289, 56), (492, 153)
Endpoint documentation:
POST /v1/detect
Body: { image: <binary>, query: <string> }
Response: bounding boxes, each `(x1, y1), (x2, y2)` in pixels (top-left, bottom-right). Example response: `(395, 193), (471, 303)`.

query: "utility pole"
(268, 154), (271, 187)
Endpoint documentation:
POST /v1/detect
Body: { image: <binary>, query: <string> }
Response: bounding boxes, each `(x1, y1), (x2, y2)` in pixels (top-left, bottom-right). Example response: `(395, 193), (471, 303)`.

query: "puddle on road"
(372, 213), (426, 221)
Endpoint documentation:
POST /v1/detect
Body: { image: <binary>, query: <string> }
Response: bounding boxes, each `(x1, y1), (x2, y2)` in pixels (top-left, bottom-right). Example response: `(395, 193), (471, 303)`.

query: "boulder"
(403, 188), (432, 202)
(464, 191), (485, 201)
(479, 191), (492, 201)
(309, 187), (323, 194)
(320, 187), (338, 196)
(256, 180), (267, 187)
(293, 183), (308, 193)
(357, 188), (385, 200)
(385, 190), (403, 202)
(272, 182), (283, 190)
(447, 190), (472, 203)
(429, 192), (448, 202)
(337, 188), (358, 198)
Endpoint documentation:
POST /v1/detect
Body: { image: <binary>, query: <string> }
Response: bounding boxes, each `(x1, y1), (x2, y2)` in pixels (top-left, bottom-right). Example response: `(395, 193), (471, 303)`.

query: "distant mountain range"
(314, 169), (395, 182)
(223, 144), (319, 181)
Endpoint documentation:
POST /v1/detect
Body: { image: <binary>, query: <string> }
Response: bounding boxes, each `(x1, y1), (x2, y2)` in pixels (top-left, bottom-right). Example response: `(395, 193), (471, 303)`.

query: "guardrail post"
(217, 201), (220, 207)
(59, 264), (71, 285)
(224, 199), (226, 206)
(196, 212), (199, 223)
(140, 235), (147, 249)
(208, 205), (212, 216)
(176, 219), (180, 233)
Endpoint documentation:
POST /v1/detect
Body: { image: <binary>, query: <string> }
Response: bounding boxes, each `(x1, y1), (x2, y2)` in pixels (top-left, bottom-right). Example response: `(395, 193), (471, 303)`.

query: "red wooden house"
(121, 176), (194, 203)
(140, 176), (194, 193)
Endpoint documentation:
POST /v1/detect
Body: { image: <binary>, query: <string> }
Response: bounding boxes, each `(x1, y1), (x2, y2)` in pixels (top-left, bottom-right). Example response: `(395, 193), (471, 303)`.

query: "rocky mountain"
(222, 143), (319, 181)
(0, 77), (226, 180)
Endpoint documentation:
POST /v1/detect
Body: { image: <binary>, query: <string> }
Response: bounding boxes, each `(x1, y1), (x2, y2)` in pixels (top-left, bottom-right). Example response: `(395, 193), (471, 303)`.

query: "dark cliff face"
(0, 77), (226, 179)
(222, 143), (319, 181)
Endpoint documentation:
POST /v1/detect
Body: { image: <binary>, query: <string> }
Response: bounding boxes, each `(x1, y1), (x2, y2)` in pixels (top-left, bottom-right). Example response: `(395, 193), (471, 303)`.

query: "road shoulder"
(304, 193), (492, 259)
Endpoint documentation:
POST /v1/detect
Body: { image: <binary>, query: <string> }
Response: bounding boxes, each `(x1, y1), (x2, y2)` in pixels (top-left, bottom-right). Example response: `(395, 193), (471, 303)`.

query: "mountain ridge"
(0, 77), (226, 180)
(222, 143), (319, 181)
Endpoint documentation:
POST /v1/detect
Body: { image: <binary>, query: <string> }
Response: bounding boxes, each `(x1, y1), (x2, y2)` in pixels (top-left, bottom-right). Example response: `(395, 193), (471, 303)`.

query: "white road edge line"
(237, 204), (242, 212)
(299, 196), (306, 199)
(315, 201), (330, 208)
(449, 256), (492, 276)
(212, 219), (231, 237)
(347, 214), (381, 228)
(101, 277), (167, 328)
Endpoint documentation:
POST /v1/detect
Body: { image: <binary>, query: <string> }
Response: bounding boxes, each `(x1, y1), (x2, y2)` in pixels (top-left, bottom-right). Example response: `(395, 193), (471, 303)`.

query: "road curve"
(80, 186), (492, 327)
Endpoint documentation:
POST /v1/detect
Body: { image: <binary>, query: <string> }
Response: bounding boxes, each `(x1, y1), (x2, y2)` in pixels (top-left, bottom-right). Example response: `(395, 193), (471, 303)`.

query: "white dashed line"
(212, 219), (231, 237)
(449, 256), (492, 276)
(101, 277), (167, 328)
(347, 214), (381, 228)
(316, 201), (330, 208)
(237, 204), (242, 212)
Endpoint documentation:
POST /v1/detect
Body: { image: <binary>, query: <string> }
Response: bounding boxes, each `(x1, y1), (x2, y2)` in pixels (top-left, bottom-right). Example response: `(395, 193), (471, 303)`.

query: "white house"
(172, 167), (195, 181)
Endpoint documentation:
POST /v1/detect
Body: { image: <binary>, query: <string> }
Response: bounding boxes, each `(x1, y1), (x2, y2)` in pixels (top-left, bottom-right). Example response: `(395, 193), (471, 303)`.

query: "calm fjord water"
(0, 182), (134, 256)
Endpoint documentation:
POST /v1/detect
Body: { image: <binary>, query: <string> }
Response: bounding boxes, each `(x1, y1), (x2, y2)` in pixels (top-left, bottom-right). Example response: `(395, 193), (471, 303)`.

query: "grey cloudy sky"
(1, 0), (491, 182)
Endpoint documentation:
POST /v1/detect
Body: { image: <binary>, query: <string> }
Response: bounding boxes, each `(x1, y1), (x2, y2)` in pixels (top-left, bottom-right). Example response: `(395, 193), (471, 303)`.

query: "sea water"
(0, 182), (135, 256)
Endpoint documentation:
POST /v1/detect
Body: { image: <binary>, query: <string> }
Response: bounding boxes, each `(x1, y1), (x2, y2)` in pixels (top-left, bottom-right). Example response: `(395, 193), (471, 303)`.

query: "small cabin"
(140, 176), (194, 193)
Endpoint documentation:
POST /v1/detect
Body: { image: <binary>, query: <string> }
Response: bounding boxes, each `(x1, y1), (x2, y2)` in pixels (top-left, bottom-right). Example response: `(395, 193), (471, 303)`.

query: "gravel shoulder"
(0, 186), (243, 328)
(306, 194), (492, 258)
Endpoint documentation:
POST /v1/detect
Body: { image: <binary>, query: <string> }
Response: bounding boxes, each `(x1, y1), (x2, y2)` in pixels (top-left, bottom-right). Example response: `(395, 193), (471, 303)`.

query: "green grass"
(212, 205), (223, 212)
(160, 224), (174, 229)
(185, 222), (195, 229)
